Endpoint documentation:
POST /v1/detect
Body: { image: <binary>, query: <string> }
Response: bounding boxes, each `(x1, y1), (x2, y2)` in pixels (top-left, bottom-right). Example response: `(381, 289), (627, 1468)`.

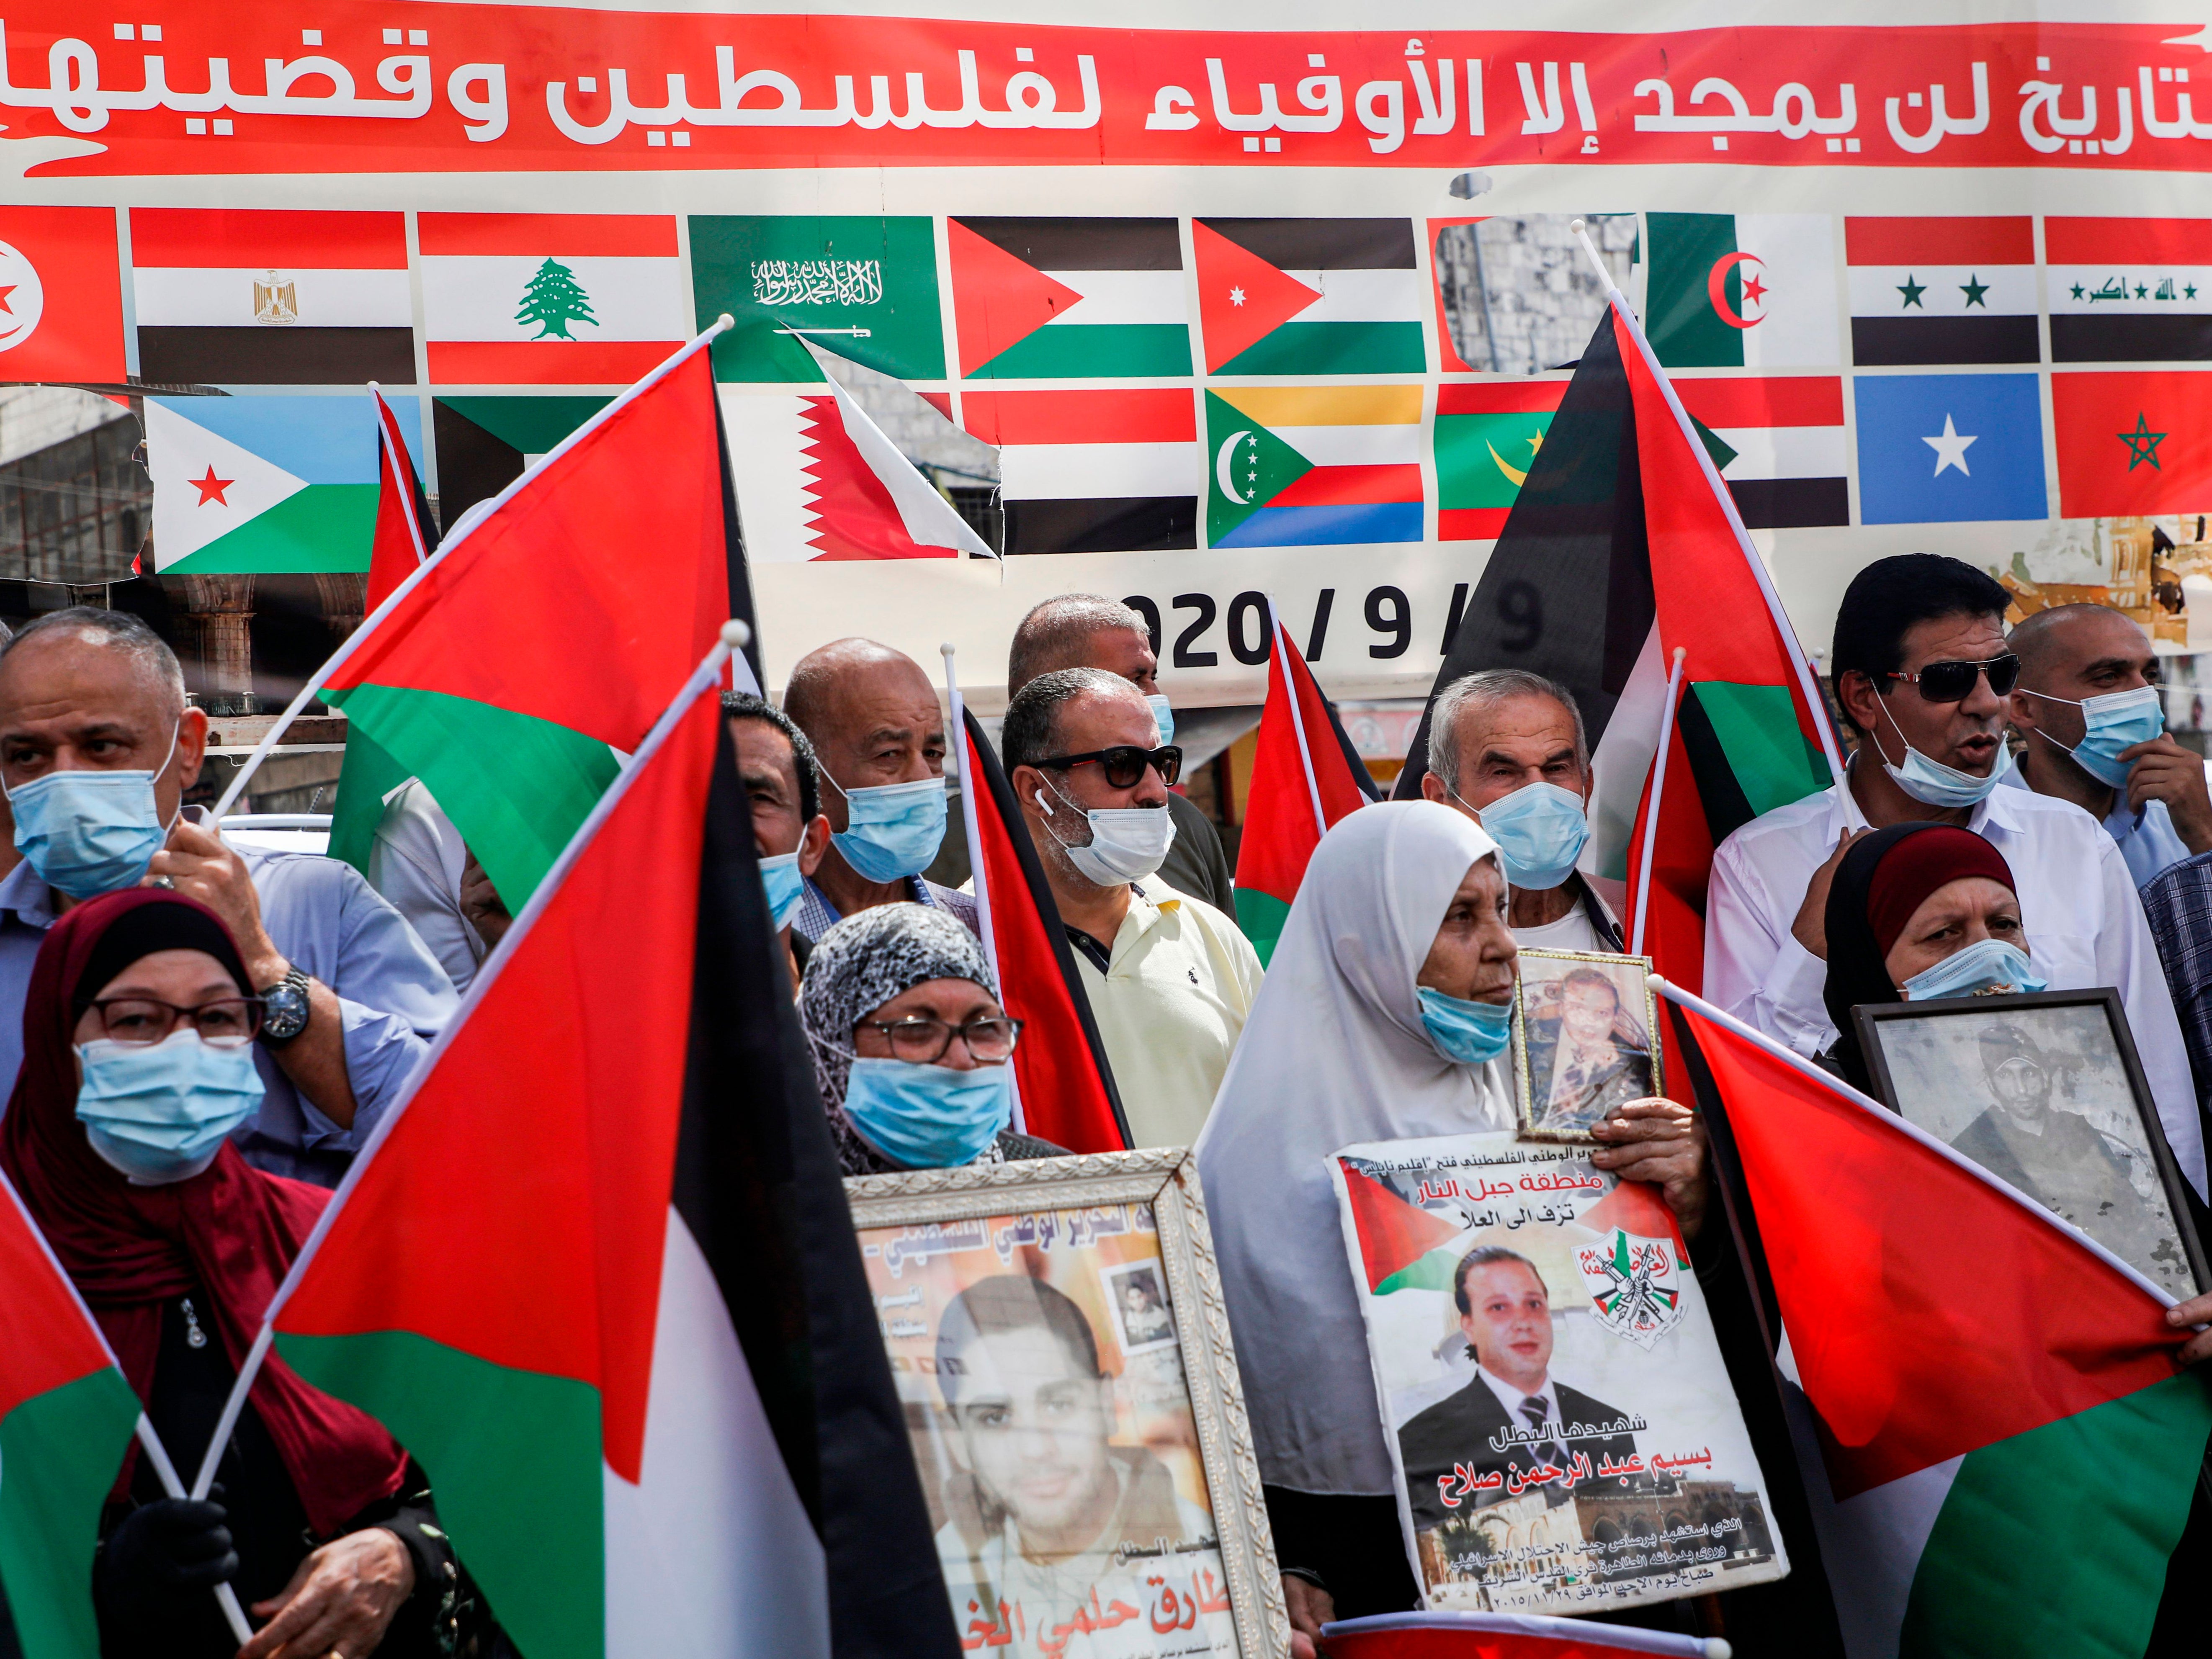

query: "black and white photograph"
(1512, 950), (1662, 1143)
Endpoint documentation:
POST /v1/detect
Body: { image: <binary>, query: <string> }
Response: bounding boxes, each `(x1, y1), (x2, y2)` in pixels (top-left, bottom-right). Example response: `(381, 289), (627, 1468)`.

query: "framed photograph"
(1512, 949), (1663, 1143)
(1852, 989), (2209, 1299)
(845, 1149), (1289, 1659)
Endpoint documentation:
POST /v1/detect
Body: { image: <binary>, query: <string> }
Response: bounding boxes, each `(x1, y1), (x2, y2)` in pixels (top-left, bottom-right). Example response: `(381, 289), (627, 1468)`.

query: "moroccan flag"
(1669, 988), (2212, 1658)
(949, 216), (1191, 379)
(267, 661), (957, 1659)
(1321, 1610), (1729, 1659)
(957, 705), (1129, 1153)
(1645, 213), (1840, 369)
(0, 1169), (143, 1659)
(1393, 295), (1840, 1002)
(1192, 219), (1424, 375)
(1233, 602), (1378, 964)
(2052, 369), (2212, 518)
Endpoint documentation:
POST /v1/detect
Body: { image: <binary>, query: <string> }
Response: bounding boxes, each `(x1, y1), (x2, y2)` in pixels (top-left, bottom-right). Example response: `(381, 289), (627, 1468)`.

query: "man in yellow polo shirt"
(1002, 667), (1262, 1148)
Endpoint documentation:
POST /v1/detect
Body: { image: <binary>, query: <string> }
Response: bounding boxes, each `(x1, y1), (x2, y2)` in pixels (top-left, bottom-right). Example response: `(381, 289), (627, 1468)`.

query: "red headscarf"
(1864, 824), (2019, 957)
(0, 889), (406, 1534)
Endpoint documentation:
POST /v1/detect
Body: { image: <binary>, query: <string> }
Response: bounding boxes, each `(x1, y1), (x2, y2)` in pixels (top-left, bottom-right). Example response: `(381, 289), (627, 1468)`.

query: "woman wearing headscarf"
(800, 903), (1066, 1176)
(0, 890), (502, 1659)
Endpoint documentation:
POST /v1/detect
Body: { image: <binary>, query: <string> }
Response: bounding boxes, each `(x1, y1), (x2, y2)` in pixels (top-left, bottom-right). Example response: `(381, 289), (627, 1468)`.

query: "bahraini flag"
(2047, 217), (2212, 363)
(1645, 213), (1840, 369)
(1844, 216), (2038, 366)
(1193, 218), (1424, 375)
(950, 217), (1191, 379)
(964, 388), (1198, 553)
(1205, 385), (1423, 548)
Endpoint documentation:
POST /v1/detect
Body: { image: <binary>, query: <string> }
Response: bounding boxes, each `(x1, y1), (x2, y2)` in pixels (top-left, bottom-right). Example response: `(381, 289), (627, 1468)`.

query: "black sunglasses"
(1885, 653), (2021, 703)
(1038, 744), (1184, 789)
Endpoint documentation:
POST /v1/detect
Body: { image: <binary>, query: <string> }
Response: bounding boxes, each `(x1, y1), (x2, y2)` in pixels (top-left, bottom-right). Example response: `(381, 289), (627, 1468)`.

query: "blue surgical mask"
(2021, 684), (2164, 790)
(1417, 985), (1515, 1066)
(758, 851), (805, 931)
(840, 1056), (1012, 1169)
(827, 776), (948, 884)
(8, 723), (182, 899)
(1146, 694), (1175, 748)
(1876, 697), (2011, 809)
(1469, 782), (1589, 892)
(75, 1029), (265, 1185)
(1900, 938), (2047, 1003)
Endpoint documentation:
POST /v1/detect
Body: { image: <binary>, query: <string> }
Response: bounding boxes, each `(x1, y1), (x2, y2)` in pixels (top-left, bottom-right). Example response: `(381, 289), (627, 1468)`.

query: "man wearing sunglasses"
(1003, 666), (1262, 1150)
(1706, 555), (2204, 1196)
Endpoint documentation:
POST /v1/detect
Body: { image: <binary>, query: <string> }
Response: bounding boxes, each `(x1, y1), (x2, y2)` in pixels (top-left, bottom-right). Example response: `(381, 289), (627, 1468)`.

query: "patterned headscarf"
(798, 903), (998, 1174)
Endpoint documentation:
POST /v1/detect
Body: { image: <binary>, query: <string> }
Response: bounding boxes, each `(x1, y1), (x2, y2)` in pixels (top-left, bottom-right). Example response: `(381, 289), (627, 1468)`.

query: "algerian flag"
(1644, 213), (1840, 369)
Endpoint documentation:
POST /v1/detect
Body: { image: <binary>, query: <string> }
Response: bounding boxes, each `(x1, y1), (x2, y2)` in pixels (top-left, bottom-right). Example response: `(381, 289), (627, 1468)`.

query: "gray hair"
(1008, 594), (1151, 697)
(1001, 666), (1139, 772)
(1, 607), (186, 714)
(1429, 669), (1587, 796)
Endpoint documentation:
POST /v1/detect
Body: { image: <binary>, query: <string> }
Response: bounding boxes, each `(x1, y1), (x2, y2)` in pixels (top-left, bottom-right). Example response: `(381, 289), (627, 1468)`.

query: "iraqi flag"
(1844, 216), (2038, 367)
(963, 388), (1198, 554)
(949, 216), (1192, 379)
(1321, 1611), (1730, 1659)
(266, 656), (958, 1659)
(2047, 217), (2212, 364)
(1192, 219), (1424, 376)
(1666, 986), (2212, 1659)
(1645, 213), (1840, 370)
(1231, 602), (1378, 965)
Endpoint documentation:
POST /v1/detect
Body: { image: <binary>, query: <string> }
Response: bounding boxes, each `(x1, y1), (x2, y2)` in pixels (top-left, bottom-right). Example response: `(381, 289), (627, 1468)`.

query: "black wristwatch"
(259, 965), (312, 1047)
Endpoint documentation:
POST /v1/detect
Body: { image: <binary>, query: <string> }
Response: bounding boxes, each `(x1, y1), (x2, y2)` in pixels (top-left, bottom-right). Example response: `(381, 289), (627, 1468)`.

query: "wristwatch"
(259, 965), (312, 1047)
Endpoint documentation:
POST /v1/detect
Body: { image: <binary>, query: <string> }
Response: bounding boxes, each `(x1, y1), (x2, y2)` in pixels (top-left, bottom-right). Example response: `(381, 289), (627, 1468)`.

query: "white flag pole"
(941, 644), (1023, 1133)
(133, 1418), (254, 1643)
(1628, 647), (1688, 957)
(1267, 594), (1329, 841)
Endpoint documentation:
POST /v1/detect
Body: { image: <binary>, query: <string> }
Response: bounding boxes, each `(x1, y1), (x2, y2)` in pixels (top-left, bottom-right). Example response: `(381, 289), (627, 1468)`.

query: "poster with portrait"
(1512, 951), (1663, 1144)
(845, 1151), (1287, 1659)
(1331, 1132), (1788, 1616)
(1854, 989), (2208, 1300)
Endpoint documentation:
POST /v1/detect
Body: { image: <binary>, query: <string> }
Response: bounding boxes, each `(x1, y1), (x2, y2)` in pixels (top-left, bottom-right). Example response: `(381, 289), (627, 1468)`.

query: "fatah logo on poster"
(1576, 1228), (1684, 1351)
(0, 240), (45, 352)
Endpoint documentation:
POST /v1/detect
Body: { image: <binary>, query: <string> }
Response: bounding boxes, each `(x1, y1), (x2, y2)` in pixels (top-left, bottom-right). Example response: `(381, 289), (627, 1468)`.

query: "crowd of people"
(1, 550), (2209, 1656)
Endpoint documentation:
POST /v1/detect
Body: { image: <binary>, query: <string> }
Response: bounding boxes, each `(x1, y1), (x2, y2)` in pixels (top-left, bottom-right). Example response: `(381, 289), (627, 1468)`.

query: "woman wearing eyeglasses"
(800, 903), (1066, 1176)
(0, 891), (505, 1659)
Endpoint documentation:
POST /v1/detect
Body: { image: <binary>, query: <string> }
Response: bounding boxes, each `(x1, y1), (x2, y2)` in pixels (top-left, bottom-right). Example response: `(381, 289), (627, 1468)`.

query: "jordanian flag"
(0, 1168), (143, 1659)
(1671, 990), (2212, 1657)
(267, 661), (958, 1659)
(1193, 218), (1424, 375)
(1232, 602), (1377, 964)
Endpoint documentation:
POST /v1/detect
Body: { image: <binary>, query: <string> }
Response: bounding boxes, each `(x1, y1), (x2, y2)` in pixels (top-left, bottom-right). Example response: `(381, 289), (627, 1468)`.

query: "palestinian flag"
(267, 664), (958, 1659)
(1669, 988), (2212, 1658)
(1320, 1610), (1730, 1658)
(1672, 376), (1850, 530)
(1645, 213), (1840, 369)
(430, 395), (612, 525)
(1844, 216), (2038, 367)
(956, 705), (1130, 1153)
(2047, 218), (2212, 363)
(319, 331), (760, 915)
(691, 213), (946, 383)
(1338, 1162), (1463, 1295)
(2052, 369), (2212, 517)
(1193, 219), (1424, 376)
(1393, 296), (1839, 1002)
(1434, 379), (1567, 540)
(950, 217), (1190, 379)
(0, 1168), (143, 1659)
(1205, 386), (1423, 548)
(1231, 602), (1378, 964)
(0, 206), (127, 384)
(963, 388), (1198, 553)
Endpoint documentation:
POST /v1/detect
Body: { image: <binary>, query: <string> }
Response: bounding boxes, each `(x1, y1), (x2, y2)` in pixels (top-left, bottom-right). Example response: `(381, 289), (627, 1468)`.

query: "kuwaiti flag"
(949, 216), (1191, 379)
(1645, 213), (1840, 369)
(1844, 216), (2037, 367)
(1231, 602), (1378, 964)
(1434, 380), (1567, 541)
(2047, 217), (2212, 363)
(432, 394), (612, 524)
(420, 213), (689, 385)
(964, 388), (1198, 553)
(263, 661), (959, 1659)
(1673, 376), (1850, 529)
(144, 393), (421, 574)
(128, 208), (415, 386)
(1205, 386), (1424, 547)
(1667, 988), (2212, 1659)
(1193, 219), (1424, 376)
(1321, 1610), (1730, 1659)
(2054, 369), (2212, 518)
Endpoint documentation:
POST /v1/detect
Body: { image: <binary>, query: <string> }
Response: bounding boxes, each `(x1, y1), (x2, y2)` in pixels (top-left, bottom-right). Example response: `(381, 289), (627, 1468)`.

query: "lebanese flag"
(268, 663), (958, 1659)
(1232, 602), (1378, 965)
(1668, 988), (2211, 1658)
(957, 705), (1129, 1153)
(1322, 1611), (1729, 1659)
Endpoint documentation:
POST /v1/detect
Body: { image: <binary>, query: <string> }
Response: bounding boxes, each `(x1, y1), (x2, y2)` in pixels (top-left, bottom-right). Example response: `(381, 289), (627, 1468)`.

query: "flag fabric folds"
(1321, 1610), (1728, 1658)
(268, 660), (957, 1659)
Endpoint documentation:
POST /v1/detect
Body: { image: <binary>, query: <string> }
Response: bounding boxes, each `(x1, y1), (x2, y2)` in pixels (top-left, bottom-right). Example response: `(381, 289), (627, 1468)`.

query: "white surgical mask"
(1875, 696), (2011, 809)
(1034, 777), (1176, 886)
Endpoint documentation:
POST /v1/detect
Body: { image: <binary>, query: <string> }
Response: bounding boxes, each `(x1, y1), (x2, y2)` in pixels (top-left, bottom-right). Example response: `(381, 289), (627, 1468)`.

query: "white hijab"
(1195, 800), (1515, 1497)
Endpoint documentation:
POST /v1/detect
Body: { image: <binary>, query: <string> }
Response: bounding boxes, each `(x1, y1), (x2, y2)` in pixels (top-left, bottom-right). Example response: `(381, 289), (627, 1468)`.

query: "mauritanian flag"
(1205, 385), (1424, 548)
(964, 388), (1198, 553)
(128, 208), (415, 386)
(0, 1168), (143, 1659)
(1193, 219), (1424, 375)
(1645, 213), (1840, 369)
(2052, 368), (2212, 517)
(420, 213), (688, 385)
(1231, 602), (1377, 964)
(1844, 216), (2037, 367)
(1672, 376), (1850, 530)
(2047, 217), (2212, 363)
(950, 216), (1191, 378)
(1434, 379), (1567, 540)
(144, 393), (421, 573)
(267, 667), (959, 1659)
(1669, 990), (2212, 1659)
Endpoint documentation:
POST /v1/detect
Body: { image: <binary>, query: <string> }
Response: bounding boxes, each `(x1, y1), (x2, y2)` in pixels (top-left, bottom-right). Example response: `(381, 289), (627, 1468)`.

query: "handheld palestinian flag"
(265, 657), (958, 1659)
(1321, 1610), (1730, 1659)
(1233, 602), (1379, 965)
(0, 1168), (144, 1659)
(1668, 986), (2212, 1659)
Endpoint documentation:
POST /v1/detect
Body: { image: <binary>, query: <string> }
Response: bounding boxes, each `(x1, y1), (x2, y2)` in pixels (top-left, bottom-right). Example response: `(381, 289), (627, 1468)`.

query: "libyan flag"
(267, 662), (957, 1659)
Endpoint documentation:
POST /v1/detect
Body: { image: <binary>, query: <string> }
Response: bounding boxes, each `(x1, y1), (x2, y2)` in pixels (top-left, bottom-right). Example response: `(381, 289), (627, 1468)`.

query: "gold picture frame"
(1511, 948), (1664, 1144)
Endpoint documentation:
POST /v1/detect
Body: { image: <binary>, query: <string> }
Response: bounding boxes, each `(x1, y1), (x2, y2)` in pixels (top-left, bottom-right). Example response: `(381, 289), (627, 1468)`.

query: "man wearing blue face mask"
(2004, 603), (2212, 887)
(722, 692), (830, 985)
(781, 637), (978, 948)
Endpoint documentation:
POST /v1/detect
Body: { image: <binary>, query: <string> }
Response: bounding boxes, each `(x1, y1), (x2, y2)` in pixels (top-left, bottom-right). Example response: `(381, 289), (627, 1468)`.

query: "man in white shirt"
(1705, 554), (2207, 1194)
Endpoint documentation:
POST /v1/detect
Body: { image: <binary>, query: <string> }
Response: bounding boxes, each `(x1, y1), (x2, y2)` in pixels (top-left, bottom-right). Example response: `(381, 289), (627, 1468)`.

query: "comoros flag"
(265, 658), (958, 1659)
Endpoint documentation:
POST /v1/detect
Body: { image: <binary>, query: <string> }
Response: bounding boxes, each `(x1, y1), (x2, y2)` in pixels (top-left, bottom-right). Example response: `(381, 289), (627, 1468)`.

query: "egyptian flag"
(1322, 1610), (1730, 1659)
(1393, 294), (1839, 998)
(262, 655), (958, 1659)
(957, 706), (1129, 1154)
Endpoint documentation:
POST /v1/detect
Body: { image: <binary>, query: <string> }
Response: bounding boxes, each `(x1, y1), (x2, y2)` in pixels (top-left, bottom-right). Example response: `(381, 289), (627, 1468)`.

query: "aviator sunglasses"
(1884, 653), (2021, 703)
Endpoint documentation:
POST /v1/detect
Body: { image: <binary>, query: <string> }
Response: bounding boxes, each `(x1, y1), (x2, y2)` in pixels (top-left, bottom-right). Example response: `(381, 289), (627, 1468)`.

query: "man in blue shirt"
(0, 608), (454, 1186)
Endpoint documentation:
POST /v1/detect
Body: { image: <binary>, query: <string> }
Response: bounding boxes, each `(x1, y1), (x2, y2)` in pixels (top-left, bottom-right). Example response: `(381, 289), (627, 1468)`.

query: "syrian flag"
(257, 653), (959, 1659)
(1322, 1610), (1730, 1659)
(1232, 602), (1378, 965)
(1394, 291), (1840, 1000)
(1665, 985), (2212, 1659)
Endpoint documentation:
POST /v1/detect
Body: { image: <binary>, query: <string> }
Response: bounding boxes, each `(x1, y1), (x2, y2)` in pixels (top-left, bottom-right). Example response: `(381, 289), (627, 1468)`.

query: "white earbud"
(1033, 788), (1055, 817)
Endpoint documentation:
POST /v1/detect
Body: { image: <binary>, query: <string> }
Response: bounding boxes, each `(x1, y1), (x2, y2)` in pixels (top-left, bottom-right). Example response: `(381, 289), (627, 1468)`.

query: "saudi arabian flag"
(690, 214), (946, 383)
(1644, 213), (1840, 369)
